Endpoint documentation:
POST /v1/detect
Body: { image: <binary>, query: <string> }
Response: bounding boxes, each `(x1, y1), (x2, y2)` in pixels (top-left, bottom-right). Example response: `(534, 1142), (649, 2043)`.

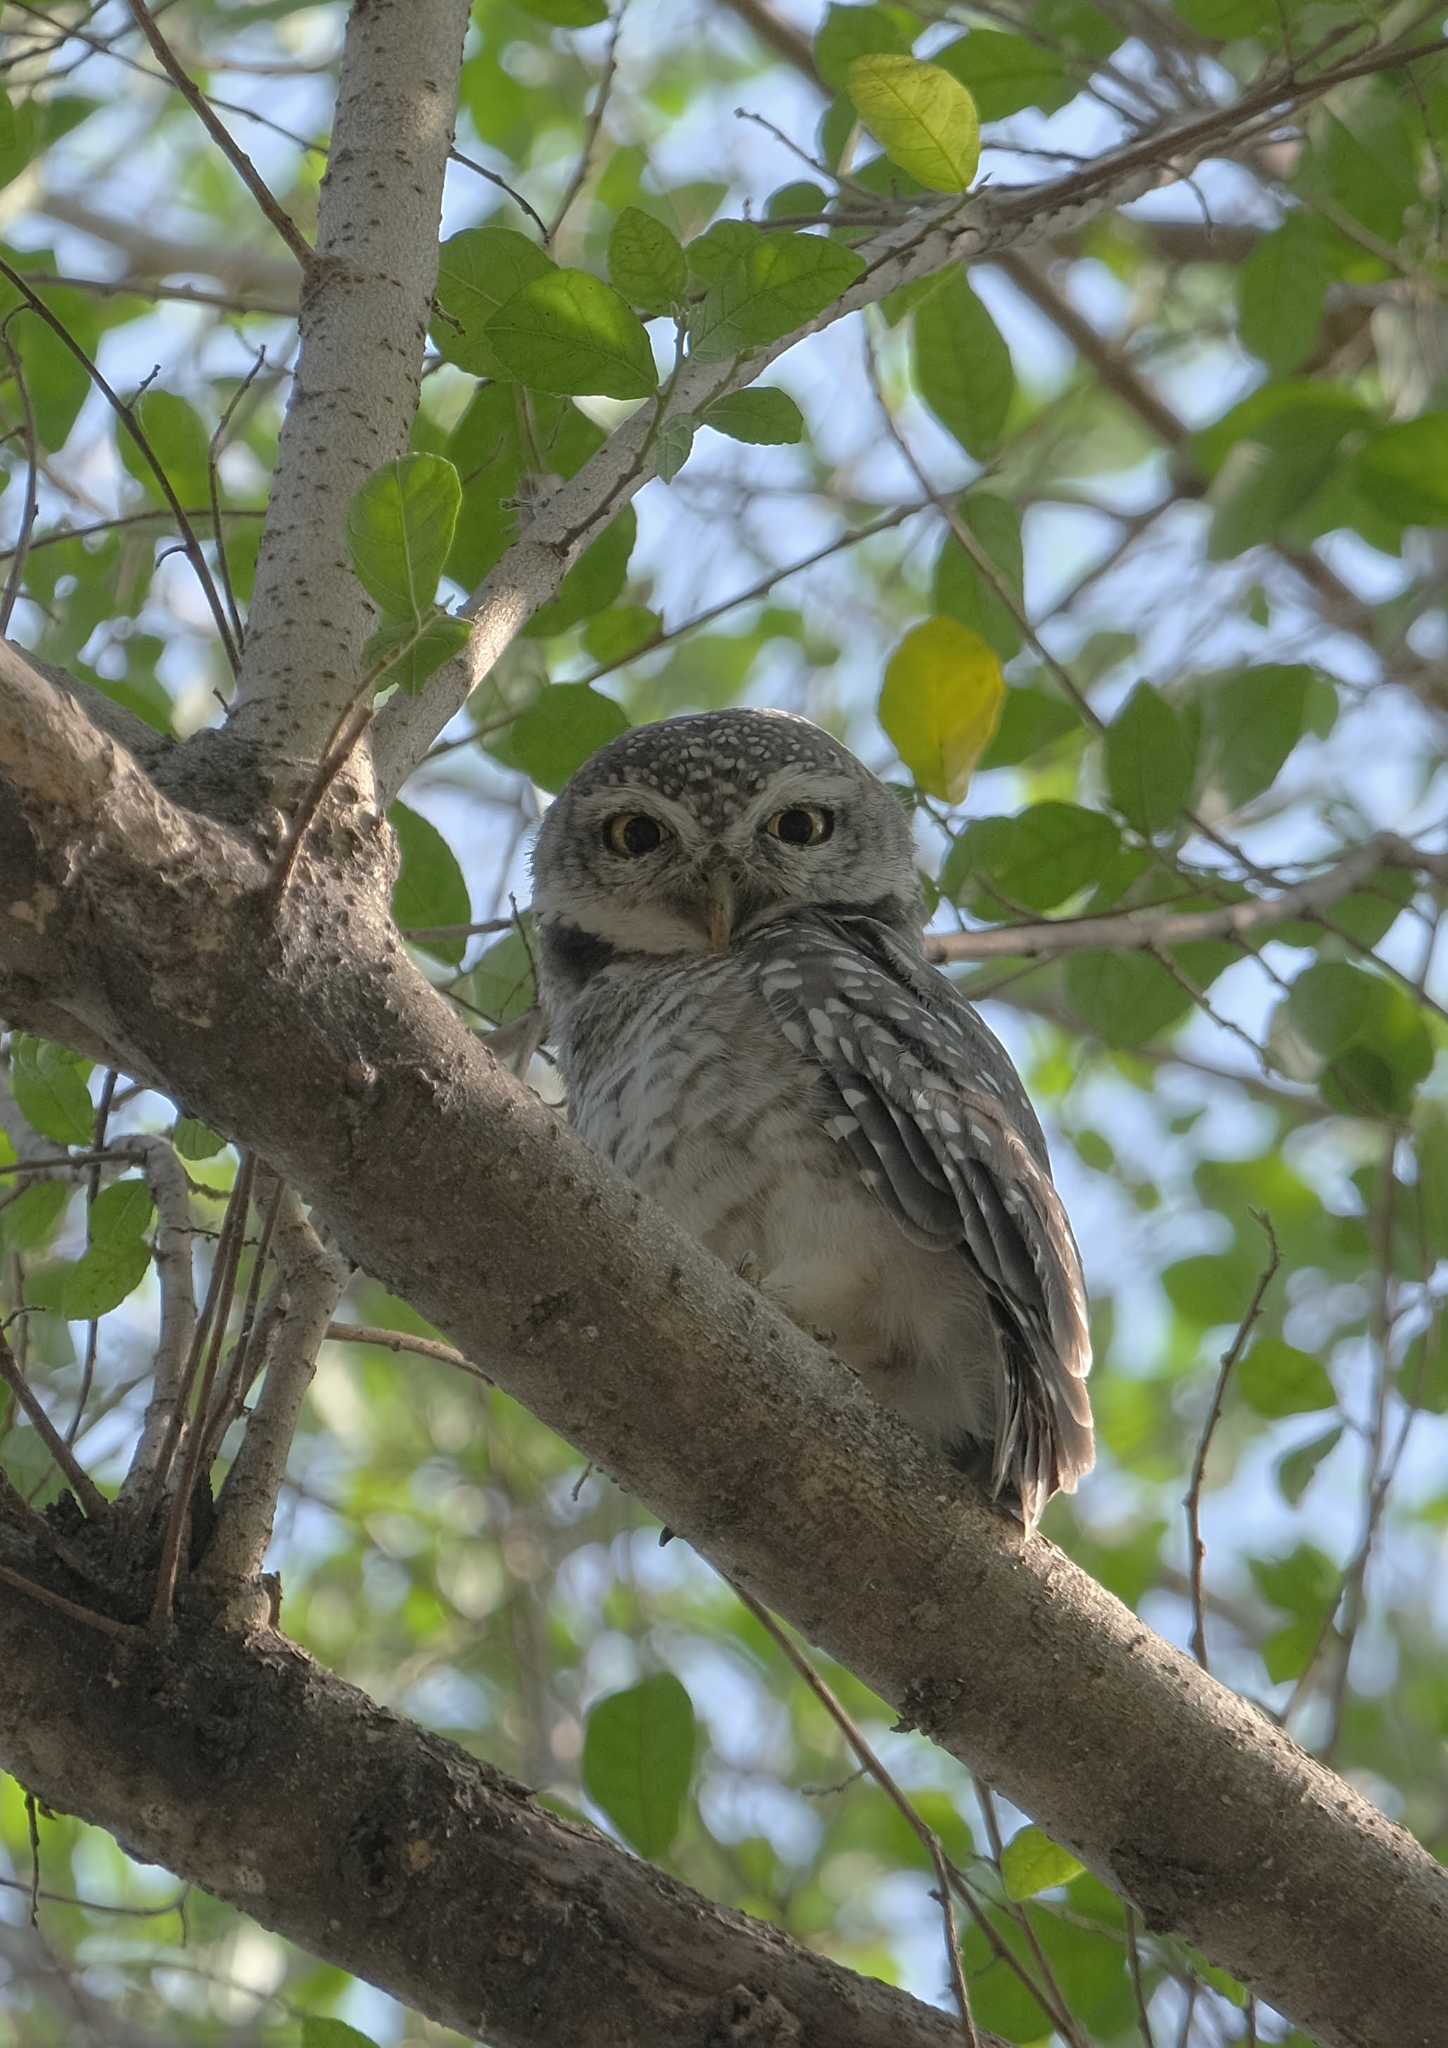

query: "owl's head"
(530, 710), (920, 995)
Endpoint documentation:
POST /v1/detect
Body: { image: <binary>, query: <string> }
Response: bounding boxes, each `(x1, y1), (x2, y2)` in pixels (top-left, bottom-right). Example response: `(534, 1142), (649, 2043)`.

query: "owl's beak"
(703, 864), (736, 951)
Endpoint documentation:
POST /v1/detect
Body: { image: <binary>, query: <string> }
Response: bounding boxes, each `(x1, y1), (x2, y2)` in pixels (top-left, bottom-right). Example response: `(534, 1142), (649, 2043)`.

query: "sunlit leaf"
(434, 225), (556, 377)
(347, 454), (461, 622)
(1002, 1824), (1085, 1899)
(173, 1117), (225, 1161)
(117, 390), (212, 507)
(608, 206), (687, 315)
(582, 1673), (696, 1857)
(688, 233), (865, 361)
(847, 56), (980, 193)
(879, 616), (1003, 801)
(486, 269), (657, 399)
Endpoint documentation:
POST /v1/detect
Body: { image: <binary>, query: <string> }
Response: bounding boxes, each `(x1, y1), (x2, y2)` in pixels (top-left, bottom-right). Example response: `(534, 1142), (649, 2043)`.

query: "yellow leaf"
(879, 616), (1004, 801)
(848, 55), (981, 194)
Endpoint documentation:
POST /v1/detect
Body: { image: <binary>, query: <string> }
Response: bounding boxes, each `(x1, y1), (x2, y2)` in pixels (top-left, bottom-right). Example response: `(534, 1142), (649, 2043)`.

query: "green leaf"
(1065, 950), (1193, 1047)
(655, 415), (696, 482)
(585, 605), (661, 663)
(1199, 665), (1336, 809)
(0, 91), (39, 192)
(930, 495), (1023, 659)
(934, 32), (1073, 121)
(1105, 682), (1194, 835)
(848, 56), (980, 193)
(701, 387), (805, 446)
(766, 178), (830, 223)
(912, 269), (1014, 460)
(117, 391), (212, 507)
(30, 1235), (152, 1320)
(11, 1037), (94, 1145)
(1237, 1337), (1336, 1420)
(0, 1179), (68, 1254)
(608, 206), (687, 315)
(685, 220), (759, 286)
(347, 454), (461, 622)
(1280, 962), (1432, 1117)
(1276, 1425), (1343, 1505)
(814, 4), (911, 93)
(30, 1178), (155, 1320)
(506, 684), (628, 793)
(688, 233), (866, 362)
(582, 1672), (696, 1858)
(1238, 216), (1328, 376)
(945, 803), (1118, 915)
(301, 2021), (383, 2048)
(1351, 416), (1448, 530)
(486, 269), (657, 399)
(391, 802), (471, 966)
(363, 612), (470, 696)
(173, 1117), (225, 1161)
(434, 225), (556, 377)
(525, 508), (637, 637)
(979, 685), (1079, 769)
(470, 929), (537, 1024)
(91, 1178), (153, 1244)
(879, 617), (1004, 802)
(1002, 1825), (1086, 1900)
(518, 0), (608, 22)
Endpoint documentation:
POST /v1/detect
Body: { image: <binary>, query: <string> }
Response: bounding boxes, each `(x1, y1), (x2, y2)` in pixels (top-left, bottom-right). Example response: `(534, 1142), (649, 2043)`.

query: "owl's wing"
(753, 912), (1093, 1528)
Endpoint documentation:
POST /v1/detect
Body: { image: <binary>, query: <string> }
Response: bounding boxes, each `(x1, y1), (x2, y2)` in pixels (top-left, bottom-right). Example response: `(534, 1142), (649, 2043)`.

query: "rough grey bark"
(0, 649), (1444, 2048)
(0, 1589), (973, 2048)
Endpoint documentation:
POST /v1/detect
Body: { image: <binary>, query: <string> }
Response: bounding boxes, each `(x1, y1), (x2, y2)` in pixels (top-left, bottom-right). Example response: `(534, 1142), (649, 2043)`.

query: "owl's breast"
(559, 953), (843, 1252)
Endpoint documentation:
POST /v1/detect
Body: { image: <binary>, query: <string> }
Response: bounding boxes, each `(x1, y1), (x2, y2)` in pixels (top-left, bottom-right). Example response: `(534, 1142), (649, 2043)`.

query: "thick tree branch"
(0, 1590), (973, 2048)
(1, 676), (1442, 2048)
(228, 0), (470, 785)
(373, 28), (1447, 795)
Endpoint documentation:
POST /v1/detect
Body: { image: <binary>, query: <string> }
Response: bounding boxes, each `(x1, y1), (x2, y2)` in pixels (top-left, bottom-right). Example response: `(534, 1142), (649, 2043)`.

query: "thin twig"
(0, 1558), (143, 1642)
(149, 1154), (255, 1631)
(449, 147), (549, 239)
(203, 1192), (347, 1589)
(731, 1580), (980, 2047)
(0, 1324), (108, 1519)
(207, 344), (269, 653)
(325, 1321), (494, 1383)
(120, 1137), (199, 1506)
(546, 6), (626, 246)
(0, 322), (40, 635)
(1184, 1214), (1281, 1672)
(124, 0), (312, 268)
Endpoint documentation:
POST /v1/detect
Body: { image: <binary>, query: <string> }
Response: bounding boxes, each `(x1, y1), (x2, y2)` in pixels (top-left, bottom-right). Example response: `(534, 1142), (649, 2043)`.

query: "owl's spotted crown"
(559, 708), (869, 836)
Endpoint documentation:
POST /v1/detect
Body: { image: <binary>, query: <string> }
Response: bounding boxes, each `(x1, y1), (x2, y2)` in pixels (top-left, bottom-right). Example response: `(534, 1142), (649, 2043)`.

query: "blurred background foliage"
(1, 0), (1446, 2043)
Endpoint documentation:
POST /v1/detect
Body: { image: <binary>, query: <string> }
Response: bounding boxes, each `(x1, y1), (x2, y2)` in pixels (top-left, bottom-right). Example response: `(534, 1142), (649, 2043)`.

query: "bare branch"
(1185, 1216), (1281, 1672)
(117, 1137), (197, 1504)
(0, 1324), (107, 1518)
(926, 835), (1441, 964)
(202, 1190), (347, 1592)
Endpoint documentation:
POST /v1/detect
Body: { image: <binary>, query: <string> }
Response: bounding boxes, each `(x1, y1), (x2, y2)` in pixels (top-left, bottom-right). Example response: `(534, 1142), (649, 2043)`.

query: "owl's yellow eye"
(765, 805), (833, 848)
(604, 812), (666, 858)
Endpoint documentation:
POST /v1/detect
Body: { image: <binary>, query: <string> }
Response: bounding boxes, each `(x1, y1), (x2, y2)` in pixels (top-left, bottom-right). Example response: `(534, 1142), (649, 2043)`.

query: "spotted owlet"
(530, 709), (1093, 1529)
